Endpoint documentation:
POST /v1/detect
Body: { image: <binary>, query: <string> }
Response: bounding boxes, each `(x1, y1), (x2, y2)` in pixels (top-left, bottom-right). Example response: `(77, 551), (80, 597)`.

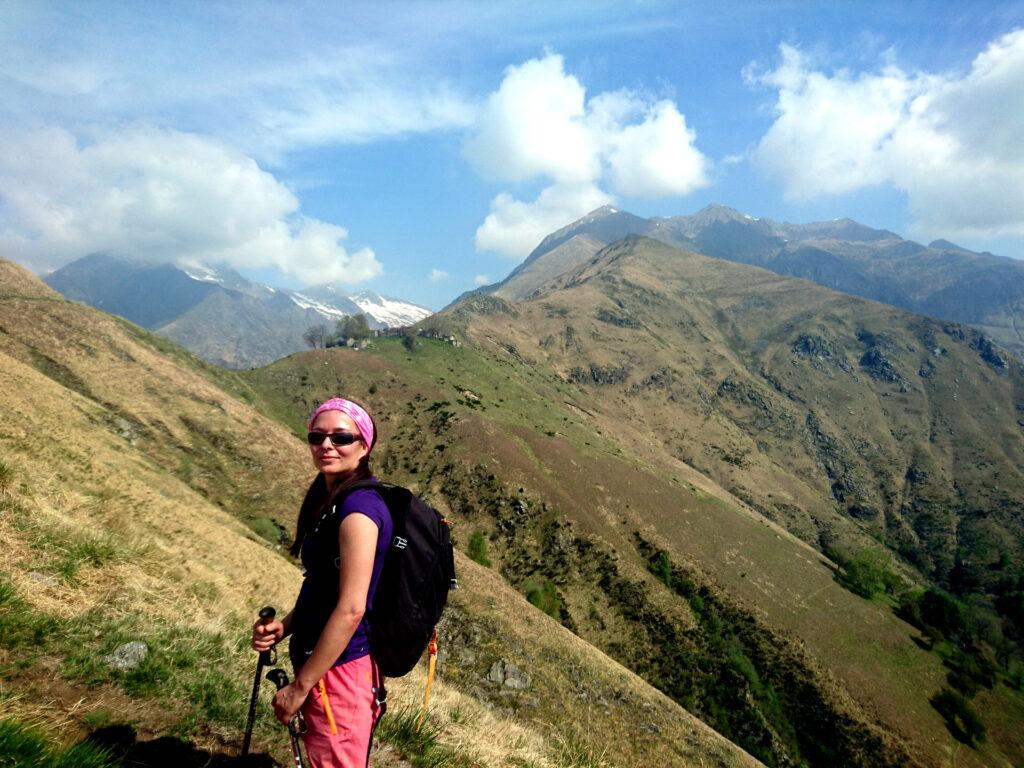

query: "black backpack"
(315, 479), (457, 677)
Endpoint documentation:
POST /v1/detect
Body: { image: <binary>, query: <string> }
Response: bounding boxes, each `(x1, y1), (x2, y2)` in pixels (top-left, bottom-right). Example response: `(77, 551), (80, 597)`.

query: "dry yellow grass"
(1, 259), (762, 767)
(0, 351), (299, 627)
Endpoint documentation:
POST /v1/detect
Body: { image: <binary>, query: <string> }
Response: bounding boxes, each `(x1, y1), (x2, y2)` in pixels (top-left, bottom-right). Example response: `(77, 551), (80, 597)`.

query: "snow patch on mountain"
(351, 292), (432, 328)
(183, 266), (224, 284)
(181, 265), (429, 328)
(289, 292), (350, 320)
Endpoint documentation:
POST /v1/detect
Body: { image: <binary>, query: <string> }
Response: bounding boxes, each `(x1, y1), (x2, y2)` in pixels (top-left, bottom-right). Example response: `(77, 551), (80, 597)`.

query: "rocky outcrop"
(568, 363), (630, 386)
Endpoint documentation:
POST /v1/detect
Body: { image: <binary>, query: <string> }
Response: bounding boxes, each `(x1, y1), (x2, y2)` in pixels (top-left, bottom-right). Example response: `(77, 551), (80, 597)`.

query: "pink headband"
(307, 398), (375, 453)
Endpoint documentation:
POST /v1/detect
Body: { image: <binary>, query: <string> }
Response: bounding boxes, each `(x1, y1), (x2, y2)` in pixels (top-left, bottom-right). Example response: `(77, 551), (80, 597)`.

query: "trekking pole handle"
(266, 668), (308, 737)
(266, 667), (289, 690)
(257, 605), (277, 664)
(266, 668), (307, 768)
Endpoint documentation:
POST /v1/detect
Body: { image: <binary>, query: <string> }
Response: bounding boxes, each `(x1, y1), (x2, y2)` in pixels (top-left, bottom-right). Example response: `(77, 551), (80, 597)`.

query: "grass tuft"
(0, 579), (61, 665)
(0, 459), (13, 492)
(375, 705), (472, 768)
(550, 730), (610, 768)
(0, 716), (121, 768)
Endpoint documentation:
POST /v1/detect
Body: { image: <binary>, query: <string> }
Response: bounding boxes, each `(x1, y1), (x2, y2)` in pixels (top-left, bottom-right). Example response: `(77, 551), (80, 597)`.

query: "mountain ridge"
(486, 204), (1024, 359)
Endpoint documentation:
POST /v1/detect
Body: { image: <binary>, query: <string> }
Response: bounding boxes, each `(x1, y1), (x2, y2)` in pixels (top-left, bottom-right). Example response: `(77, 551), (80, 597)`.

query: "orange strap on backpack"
(415, 628), (439, 734)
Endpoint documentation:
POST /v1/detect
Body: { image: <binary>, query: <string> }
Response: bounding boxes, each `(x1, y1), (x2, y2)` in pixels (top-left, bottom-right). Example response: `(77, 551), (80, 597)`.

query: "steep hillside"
(243, 236), (1024, 766)
(240, 345), (954, 766)
(494, 233), (606, 301)
(0, 258), (757, 767)
(460, 236), (1024, 766)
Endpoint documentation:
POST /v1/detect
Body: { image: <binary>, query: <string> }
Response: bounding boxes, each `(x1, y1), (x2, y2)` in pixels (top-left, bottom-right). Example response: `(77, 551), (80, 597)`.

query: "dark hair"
(290, 455), (373, 557)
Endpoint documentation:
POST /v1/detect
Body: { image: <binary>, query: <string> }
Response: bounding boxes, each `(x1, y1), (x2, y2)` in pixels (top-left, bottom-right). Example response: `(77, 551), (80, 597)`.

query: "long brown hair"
(290, 455), (373, 557)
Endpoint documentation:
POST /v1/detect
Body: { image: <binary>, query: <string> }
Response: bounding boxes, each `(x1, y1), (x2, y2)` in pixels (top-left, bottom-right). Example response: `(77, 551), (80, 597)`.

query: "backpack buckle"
(392, 536), (408, 550)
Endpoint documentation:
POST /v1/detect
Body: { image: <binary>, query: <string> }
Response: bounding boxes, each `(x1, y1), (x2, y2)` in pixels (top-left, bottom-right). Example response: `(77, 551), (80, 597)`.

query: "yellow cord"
(415, 629), (439, 734)
(319, 678), (338, 735)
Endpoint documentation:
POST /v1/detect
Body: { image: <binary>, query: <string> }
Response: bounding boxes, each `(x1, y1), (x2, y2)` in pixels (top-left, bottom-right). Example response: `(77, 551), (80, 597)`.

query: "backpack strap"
(307, 478), (386, 570)
(414, 628), (439, 734)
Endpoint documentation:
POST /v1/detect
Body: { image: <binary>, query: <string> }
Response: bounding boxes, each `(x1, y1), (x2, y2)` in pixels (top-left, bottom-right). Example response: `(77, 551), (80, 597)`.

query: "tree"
(418, 314), (455, 339)
(831, 546), (901, 600)
(302, 323), (329, 349)
(336, 313), (371, 341)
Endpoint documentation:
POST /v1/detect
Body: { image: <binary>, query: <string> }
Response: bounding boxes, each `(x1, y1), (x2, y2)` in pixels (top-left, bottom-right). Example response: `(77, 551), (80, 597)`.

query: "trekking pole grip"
(257, 605), (277, 664)
(266, 669), (308, 737)
(266, 667), (289, 690)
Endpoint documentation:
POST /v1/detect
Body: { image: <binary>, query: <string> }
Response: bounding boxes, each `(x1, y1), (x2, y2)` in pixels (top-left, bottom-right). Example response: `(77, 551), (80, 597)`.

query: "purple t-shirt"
(292, 485), (393, 667)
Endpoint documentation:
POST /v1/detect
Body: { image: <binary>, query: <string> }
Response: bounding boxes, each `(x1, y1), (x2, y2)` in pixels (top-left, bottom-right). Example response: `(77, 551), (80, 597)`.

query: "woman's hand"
(252, 617), (285, 652)
(273, 682), (309, 725)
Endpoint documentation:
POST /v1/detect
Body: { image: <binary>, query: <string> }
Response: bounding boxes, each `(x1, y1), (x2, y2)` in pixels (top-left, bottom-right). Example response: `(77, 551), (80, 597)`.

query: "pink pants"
(302, 655), (383, 768)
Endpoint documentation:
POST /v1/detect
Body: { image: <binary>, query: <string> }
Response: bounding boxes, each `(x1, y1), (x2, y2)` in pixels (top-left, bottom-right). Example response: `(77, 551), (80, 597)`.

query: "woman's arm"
(273, 512), (378, 723)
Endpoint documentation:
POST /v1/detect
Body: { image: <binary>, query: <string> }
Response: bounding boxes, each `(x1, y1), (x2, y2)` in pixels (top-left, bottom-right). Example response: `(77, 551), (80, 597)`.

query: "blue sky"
(2, 1), (1023, 309)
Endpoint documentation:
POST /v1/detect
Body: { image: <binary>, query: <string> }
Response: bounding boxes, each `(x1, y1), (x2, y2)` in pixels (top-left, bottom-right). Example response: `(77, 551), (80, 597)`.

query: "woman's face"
(308, 410), (369, 480)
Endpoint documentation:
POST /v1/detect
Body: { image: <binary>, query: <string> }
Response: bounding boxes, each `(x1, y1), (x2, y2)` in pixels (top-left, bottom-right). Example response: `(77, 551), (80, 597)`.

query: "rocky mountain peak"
(689, 203), (755, 224)
(929, 238), (968, 251)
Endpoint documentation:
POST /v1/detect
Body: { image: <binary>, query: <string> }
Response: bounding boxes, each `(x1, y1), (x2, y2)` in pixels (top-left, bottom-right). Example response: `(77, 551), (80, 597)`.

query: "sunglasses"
(307, 431), (363, 446)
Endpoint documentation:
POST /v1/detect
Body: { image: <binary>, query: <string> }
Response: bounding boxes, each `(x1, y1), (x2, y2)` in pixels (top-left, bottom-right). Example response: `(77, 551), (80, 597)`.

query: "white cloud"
(0, 126), (382, 285)
(0, 10), (475, 162)
(473, 274), (491, 286)
(606, 100), (709, 197)
(238, 64), (475, 158)
(429, 269), (450, 282)
(748, 29), (1024, 238)
(466, 53), (710, 258)
(464, 54), (596, 185)
(475, 183), (613, 259)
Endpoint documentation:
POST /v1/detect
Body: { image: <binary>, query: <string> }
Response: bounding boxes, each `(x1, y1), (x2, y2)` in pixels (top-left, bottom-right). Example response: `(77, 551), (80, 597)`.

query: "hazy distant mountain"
(489, 204), (1024, 359)
(44, 254), (432, 367)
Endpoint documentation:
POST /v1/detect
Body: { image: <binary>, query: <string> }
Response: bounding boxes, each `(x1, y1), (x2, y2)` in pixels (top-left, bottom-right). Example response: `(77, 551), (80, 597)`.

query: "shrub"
(249, 516), (285, 545)
(833, 548), (900, 599)
(931, 687), (986, 745)
(467, 530), (491, 567)
(523, 579), (561, 619)
(920, 589), (973, 645)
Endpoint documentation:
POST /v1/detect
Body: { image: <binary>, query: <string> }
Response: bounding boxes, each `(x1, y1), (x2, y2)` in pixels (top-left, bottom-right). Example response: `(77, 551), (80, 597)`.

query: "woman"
(252, 398), (392, 767)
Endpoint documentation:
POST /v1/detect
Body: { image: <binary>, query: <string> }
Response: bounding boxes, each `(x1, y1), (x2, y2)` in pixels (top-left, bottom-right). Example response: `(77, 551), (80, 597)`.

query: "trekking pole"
(241, 605), (277, 758)
(266, 668), (308, 768)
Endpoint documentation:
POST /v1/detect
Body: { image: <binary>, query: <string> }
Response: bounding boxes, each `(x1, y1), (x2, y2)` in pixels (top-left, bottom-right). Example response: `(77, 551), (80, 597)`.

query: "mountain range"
(4, 204), (1024, 767)
(43, 253), (432, 367)
(483, 204), (1024, 362)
